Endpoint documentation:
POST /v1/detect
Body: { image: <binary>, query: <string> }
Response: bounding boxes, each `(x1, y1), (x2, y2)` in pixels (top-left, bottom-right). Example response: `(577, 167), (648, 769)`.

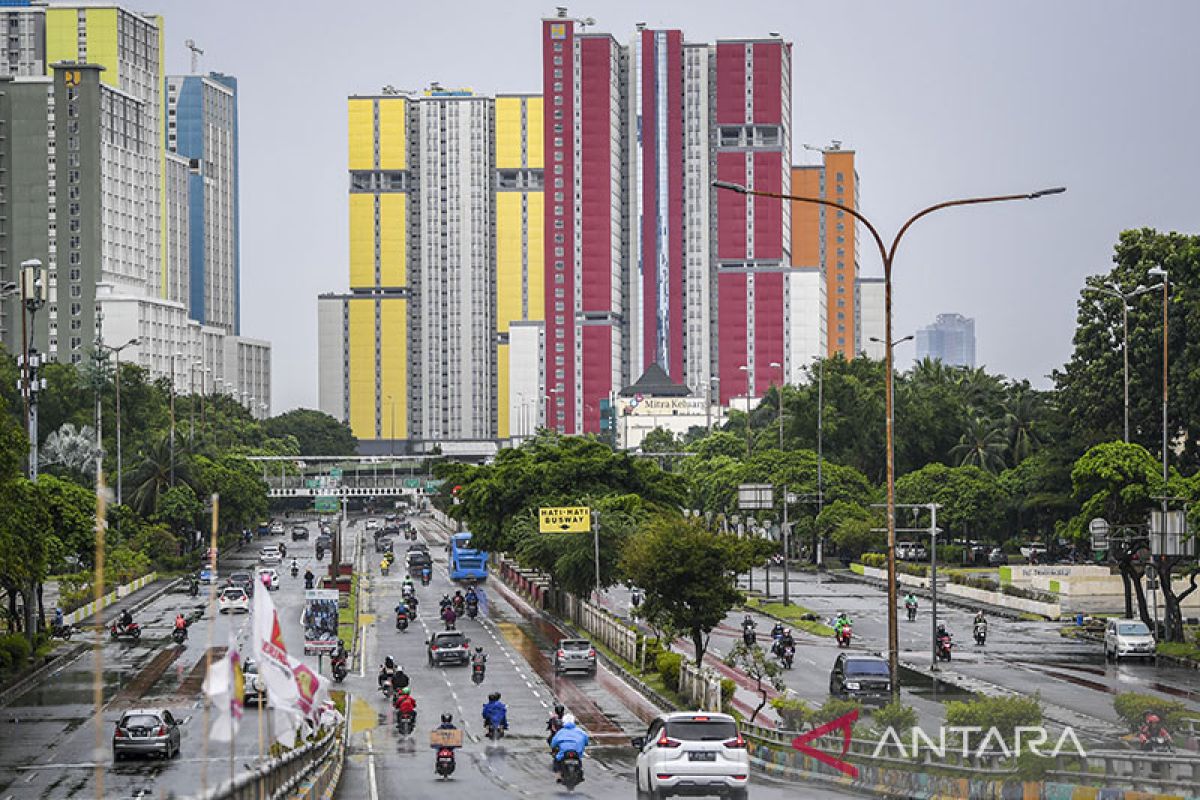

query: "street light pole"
(738, 365), (751, 457)
(769, 361), (783, 449)
(101, 337), (140, 506)
(715, 178), (1066, 691)
(1083, 281), (1160, 443)
(1148, 265), (1169, 530)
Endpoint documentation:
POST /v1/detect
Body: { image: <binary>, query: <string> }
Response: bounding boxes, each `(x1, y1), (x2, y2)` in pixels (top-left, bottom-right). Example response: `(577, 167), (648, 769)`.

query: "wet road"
(0, 527), (327, 800)
(335, 515), (865, 800)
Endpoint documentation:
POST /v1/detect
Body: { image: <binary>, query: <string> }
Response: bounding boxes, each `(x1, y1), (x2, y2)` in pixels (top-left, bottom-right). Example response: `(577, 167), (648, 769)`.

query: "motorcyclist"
(304, 568), (315, 590)
(439, 594), (452, 611)
(392, 663), (410, 692)
(402, 576), (416, 597)
(290, 558), (299, 575)
(174, 613), (187, 631)
(778, 627), (795, 651)
(482, 691), (508, 733)
(434, 713), (458, 740)
(904, 593), (918, 610)
(53, 607), (64, 630)
(395, 599), (410, 619)
(936, 623), (952, 651)
(1138, 712), (1172, 749)
(770, 621), (785, 640)
(546, 703), (566, 746)
(420, 565), (432, 583)
(332, 639), (349, 665)
(742, 614), (756, 631)
(279, 542), (287, 558)
(471, 646), (487, 668)
(394, 686), (417, 719)
(464, 585), (479, 606)
(118, 608), (134, 632)
(833, 612), (852, 635)
(379, 655), (397, 689)
(974, 610), (987, 627)
(441, 604), (457, 629)
(452, 590), (465, 613)
(549, 713), (589, 781)
(380, 556), (390, 575)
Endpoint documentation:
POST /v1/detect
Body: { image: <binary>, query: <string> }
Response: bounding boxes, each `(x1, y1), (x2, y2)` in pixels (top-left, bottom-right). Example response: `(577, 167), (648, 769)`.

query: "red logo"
(791, 709), (860, 778)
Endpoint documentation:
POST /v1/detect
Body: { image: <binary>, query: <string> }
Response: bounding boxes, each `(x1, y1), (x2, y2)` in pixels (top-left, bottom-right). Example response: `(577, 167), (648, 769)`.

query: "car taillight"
(557, 650), (565, 658)
(114, 728), (126, 738)
(656, 733), (681, 748)
(732, 774), (748, 780)
(656, 773), (674, 780)
(430, 646), (438, 651)
(723, 734), (746, 749)
(588, 649), (595, 658)
(155, 726), (167, 736)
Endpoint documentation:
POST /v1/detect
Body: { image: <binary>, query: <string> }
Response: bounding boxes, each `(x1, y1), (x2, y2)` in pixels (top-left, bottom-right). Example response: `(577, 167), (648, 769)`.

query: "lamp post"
(706, 376), (720, 434)
(769, 361), (784, 449)
(1148, 265), (1169, 527)
(738, 365), (751, 456)
(1083, 281), (1160, 443)
(715, 178), (1065, 692)
(99, 337), (139, 506)
(815, 356), (825, 564)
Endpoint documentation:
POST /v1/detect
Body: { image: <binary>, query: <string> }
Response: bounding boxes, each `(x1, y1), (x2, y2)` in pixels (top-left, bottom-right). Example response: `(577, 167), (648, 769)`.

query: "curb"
(0, 576), (183, 708)
(835, 569), (1034, 622)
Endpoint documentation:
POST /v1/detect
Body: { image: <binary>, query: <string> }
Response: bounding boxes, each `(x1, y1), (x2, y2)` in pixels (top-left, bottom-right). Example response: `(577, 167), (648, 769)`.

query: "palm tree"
(956, 367), (1004, 419)
(950, 417), (1008, 474)
(1003, 391), (1043, 465)
(39, 422), (96, 475)
(126, 432), (195, 517)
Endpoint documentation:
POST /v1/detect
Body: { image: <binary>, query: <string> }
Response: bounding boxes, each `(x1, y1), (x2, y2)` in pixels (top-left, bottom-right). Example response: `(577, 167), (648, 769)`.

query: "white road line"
(365, 730), (379, 800)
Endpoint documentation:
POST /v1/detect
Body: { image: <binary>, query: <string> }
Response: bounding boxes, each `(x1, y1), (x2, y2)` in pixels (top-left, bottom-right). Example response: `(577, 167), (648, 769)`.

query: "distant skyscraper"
(166, 72), (240, 333)
(916, 313), (976, 368)
(856, 276), (885, 359)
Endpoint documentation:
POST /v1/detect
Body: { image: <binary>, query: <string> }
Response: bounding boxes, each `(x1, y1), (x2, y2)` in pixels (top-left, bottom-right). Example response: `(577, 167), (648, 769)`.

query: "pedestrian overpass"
(247, 456), (441, 499)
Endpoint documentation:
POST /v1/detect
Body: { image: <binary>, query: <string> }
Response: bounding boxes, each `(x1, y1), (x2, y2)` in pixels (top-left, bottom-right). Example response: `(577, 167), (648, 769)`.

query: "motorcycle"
(742, 626), (755, 647)
(189, 579), (200, 598)
(471, 662), (486, 685)
(905, 601), (917, 622)
(1138, 727), (1173, 753)
(50, 622), (76, 640)
(290, 565), (299, 578)
(396, 611), (409, 632)
(304, 574), (315, 590)
(381, 561), (390, 576)
(485, 721), (505, 741)
(378, 666), (395, 695)
(396, 710), (416, 736)
(836, 624), (853, 648)
(434, 747), (456, 779)
(558, 750), (584, 790)
(973, 623), (987, 646)
(332, 657), (348, 683)
(466, 600), (479, 620)
(936, 633), (953, 662)
(778, 644), (794, 669)
(420, 571), (431, 586)
(316, 546), (325, 561)
(109, 621), (142, 642)
(171, 625), (188, 644)
(452, 597), (465, 616)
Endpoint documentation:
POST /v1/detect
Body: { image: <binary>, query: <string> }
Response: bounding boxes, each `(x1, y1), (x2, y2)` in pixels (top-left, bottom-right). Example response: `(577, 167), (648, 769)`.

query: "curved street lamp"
(714, 178), (1065, 692)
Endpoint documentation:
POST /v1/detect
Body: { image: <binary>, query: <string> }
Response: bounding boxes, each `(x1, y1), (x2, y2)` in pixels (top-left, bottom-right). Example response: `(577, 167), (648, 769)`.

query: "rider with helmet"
(549, 713), (590, 781)
(482, 691), (508, 732)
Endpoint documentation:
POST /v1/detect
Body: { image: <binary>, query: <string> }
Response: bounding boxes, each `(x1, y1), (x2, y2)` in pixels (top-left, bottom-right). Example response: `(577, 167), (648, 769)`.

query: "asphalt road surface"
(335, 514), (866, 800)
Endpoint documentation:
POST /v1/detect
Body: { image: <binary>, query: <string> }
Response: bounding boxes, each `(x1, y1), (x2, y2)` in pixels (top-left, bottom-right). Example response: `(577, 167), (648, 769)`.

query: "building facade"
(856, 275), (885, 360)
(166, 71), (239, 333)
(320, 89), (544, 451)
(916, 312), (976, 368)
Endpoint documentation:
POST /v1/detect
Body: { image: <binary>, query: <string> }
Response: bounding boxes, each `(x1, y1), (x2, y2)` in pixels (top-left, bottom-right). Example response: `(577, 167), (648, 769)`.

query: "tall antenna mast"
(185, 39), (204, 73)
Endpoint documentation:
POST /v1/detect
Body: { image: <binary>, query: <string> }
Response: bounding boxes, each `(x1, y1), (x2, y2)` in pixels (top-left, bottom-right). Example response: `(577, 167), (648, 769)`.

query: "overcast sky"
(134, 0), (1200, 413)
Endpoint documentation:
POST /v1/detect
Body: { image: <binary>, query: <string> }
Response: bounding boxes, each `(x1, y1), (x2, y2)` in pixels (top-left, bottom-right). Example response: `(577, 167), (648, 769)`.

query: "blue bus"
(449, 532), (488, 581)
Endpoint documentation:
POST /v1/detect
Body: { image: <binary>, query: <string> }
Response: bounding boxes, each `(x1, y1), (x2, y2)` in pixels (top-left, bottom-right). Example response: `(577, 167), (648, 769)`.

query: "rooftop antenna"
(184, 39), (203, 73)
(556, 6), (568, 17)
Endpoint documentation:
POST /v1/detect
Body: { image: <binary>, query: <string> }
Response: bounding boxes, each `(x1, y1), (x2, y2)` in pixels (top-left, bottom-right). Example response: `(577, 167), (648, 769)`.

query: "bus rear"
(449, 532), (487, 581)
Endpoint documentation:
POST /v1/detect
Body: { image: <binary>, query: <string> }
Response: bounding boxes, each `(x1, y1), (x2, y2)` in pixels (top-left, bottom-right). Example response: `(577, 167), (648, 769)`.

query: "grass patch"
(337, 573), (359, 643)
(1017, 612), (1048, 622)
(1157, 641), (1200, 663)
(745, 597), (835, 637)
(849, 563), (865, 575)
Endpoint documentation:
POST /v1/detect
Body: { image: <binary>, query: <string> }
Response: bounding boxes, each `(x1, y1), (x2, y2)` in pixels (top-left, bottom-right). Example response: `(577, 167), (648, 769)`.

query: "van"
(1104, 618), (1155, 661)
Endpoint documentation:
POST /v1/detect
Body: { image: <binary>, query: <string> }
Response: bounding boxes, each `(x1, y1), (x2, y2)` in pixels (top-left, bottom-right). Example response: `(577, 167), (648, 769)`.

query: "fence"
(738, 719), (1200, 798)
(186, 721), (345, 800)
(63, 572), (157, 625)
(678, 660), (724, 712)
(557, 591), (639, 664)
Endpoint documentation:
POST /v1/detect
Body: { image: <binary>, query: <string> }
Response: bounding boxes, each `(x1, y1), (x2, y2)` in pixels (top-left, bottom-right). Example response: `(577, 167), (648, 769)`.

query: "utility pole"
(19, 261), (46, 479)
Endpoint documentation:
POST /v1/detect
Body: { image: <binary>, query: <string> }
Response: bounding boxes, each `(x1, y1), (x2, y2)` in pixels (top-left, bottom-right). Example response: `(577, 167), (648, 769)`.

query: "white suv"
(633, 711), (749, 800)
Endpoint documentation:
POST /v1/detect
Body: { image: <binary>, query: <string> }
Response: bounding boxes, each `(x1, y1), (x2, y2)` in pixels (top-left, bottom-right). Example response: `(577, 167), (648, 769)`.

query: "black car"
(291, 526), (309, 541)
(829, 653), (892, 706)
(375, 537), (394, 554)
(406, 549), (432, 571)
(315, 534), (332, 551)
(227, 571), (254, 596)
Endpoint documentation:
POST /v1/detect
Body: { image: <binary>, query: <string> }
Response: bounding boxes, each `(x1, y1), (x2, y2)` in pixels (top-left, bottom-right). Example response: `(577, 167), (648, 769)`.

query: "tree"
(949, 417), (1009, 474)
(620, 515), (769, 665)
(126, 432), (195, 518)
(261, 409), (357, 456)
(155, 484), (204, 533)
(895, 463), (1007, 542)
(193, 455), (268, 543)
(0, 479), (52, 643)
(1069, 441), (1161, 627)
(39, 422), (96, 479)
(816, 500), (883, 559)
(724, 643), (784, 724)
(37, 473), (96, 571)
(1055, 229), (1200, 471)
(1003, 387), (1045, 465)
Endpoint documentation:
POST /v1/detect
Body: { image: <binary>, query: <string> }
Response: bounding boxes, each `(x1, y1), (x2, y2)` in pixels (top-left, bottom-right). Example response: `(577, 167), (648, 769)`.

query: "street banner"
(201, 632), (245, 743)
(303, 589), (340, 654)
(252, 584), (302, 745)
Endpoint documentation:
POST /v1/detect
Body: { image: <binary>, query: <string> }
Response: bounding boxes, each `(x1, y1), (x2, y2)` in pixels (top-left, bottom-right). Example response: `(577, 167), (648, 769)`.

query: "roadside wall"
(64, 572), (157, 625)
(854, 564), (1063, 618)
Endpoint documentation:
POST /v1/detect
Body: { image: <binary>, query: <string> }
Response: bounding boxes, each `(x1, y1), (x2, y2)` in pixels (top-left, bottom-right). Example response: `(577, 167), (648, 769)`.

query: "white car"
(365, 518), (380, 531)
(633, 712), (749, 800)
(269, 521), (284, 535)
(218, 587), (250, 614)
(256, 568), (280, 591)
(1104, 618), (1156, 661)
(259, 546), (282, 566)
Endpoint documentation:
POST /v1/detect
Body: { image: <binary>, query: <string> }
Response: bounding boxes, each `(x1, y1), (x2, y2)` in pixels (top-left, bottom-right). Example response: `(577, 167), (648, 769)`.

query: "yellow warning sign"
(539, 506), (591, 533)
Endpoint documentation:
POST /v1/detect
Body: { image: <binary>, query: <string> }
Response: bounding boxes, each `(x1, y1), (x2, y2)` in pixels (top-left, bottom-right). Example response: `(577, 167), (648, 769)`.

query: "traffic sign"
(539, 506), (591, 533)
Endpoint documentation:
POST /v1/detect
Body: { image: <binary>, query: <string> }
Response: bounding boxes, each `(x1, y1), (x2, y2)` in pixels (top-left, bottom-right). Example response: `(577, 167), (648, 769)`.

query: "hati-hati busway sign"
(539, 506), (591, 533)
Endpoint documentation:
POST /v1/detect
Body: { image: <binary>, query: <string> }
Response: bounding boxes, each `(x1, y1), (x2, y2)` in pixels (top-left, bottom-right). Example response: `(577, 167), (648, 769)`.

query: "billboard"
(616, 395), (706, 417)
(302, 589), (340, 655)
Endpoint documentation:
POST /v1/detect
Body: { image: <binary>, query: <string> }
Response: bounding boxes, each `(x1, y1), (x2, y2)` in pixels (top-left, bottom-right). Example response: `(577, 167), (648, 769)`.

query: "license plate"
(688, 751), (716, 762)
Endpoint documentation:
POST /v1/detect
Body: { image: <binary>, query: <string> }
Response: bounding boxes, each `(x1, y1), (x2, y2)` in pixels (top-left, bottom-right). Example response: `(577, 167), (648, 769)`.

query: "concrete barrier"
(63, 572), (157, 625)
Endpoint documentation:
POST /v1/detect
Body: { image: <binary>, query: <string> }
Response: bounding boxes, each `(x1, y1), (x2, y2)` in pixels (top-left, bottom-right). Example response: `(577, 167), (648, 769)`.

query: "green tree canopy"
(261, 408), (357, 456)
(895, 463), (1008, 540)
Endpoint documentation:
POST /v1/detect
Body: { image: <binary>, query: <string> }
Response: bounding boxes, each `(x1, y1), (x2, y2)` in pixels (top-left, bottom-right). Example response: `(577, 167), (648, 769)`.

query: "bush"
(939, 544), (965, 565)
(860, 553), (886, 569)
(812, 698), (863, 728)
(944, 695), (1042, 747)
(656, 651), (683, 692)
(720, 678), (736, 714)
(0, 633), (32, 669)
(770, 696), (812, 731)
(640, 637), (666, 674)
(871, 700), (918, 733)
(1113, 692), (1190, 732)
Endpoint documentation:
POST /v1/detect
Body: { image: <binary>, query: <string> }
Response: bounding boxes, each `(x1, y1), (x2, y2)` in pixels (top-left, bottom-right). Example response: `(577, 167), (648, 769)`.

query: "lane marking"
(365, 730), (379, 800)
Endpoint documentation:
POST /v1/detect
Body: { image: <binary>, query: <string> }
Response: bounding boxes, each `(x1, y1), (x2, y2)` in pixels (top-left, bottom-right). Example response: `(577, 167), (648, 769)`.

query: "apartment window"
(553, 56), (562, 65)
(836, 172), (844, 181)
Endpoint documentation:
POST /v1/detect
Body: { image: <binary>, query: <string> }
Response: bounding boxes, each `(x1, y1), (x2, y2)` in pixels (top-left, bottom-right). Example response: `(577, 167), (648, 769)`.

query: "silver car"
(553, 638), (597, 675)
(112, 708), (181, 760)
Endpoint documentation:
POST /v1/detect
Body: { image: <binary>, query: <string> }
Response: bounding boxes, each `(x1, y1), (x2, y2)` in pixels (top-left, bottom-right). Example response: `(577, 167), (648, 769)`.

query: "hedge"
(1113, 692), (1191, 733)
(656, 651), (683, 692)
(0, 633), (32, 670)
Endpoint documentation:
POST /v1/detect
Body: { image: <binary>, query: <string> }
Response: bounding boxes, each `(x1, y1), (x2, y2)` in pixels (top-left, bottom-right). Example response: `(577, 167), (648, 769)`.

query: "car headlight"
(845, 681), (860, 690)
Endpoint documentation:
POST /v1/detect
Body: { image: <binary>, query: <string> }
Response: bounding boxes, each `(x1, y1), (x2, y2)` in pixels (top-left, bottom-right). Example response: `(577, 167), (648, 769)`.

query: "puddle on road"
(9, 669), (131, 707)
(897, 667), (977, 703)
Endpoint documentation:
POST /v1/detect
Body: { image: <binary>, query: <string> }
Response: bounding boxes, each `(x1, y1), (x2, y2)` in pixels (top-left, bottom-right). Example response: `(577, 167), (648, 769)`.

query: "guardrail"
(187, 722), (345, 800)
(738, 720), (1200, 796)
(63, 572), (157, 625)
(678, 660), (724, 712)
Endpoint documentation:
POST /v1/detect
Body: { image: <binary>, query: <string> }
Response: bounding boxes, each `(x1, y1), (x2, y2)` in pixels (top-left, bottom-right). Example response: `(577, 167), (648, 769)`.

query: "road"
(603, 569), (1199, 738)
(335, 514), (866, 800)
(0, 526), (324, 800)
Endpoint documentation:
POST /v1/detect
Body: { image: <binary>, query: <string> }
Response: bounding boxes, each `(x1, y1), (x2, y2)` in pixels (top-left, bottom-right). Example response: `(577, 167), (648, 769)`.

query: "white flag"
(252, 583), (301, 743)
(202, 634), (245, 743)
